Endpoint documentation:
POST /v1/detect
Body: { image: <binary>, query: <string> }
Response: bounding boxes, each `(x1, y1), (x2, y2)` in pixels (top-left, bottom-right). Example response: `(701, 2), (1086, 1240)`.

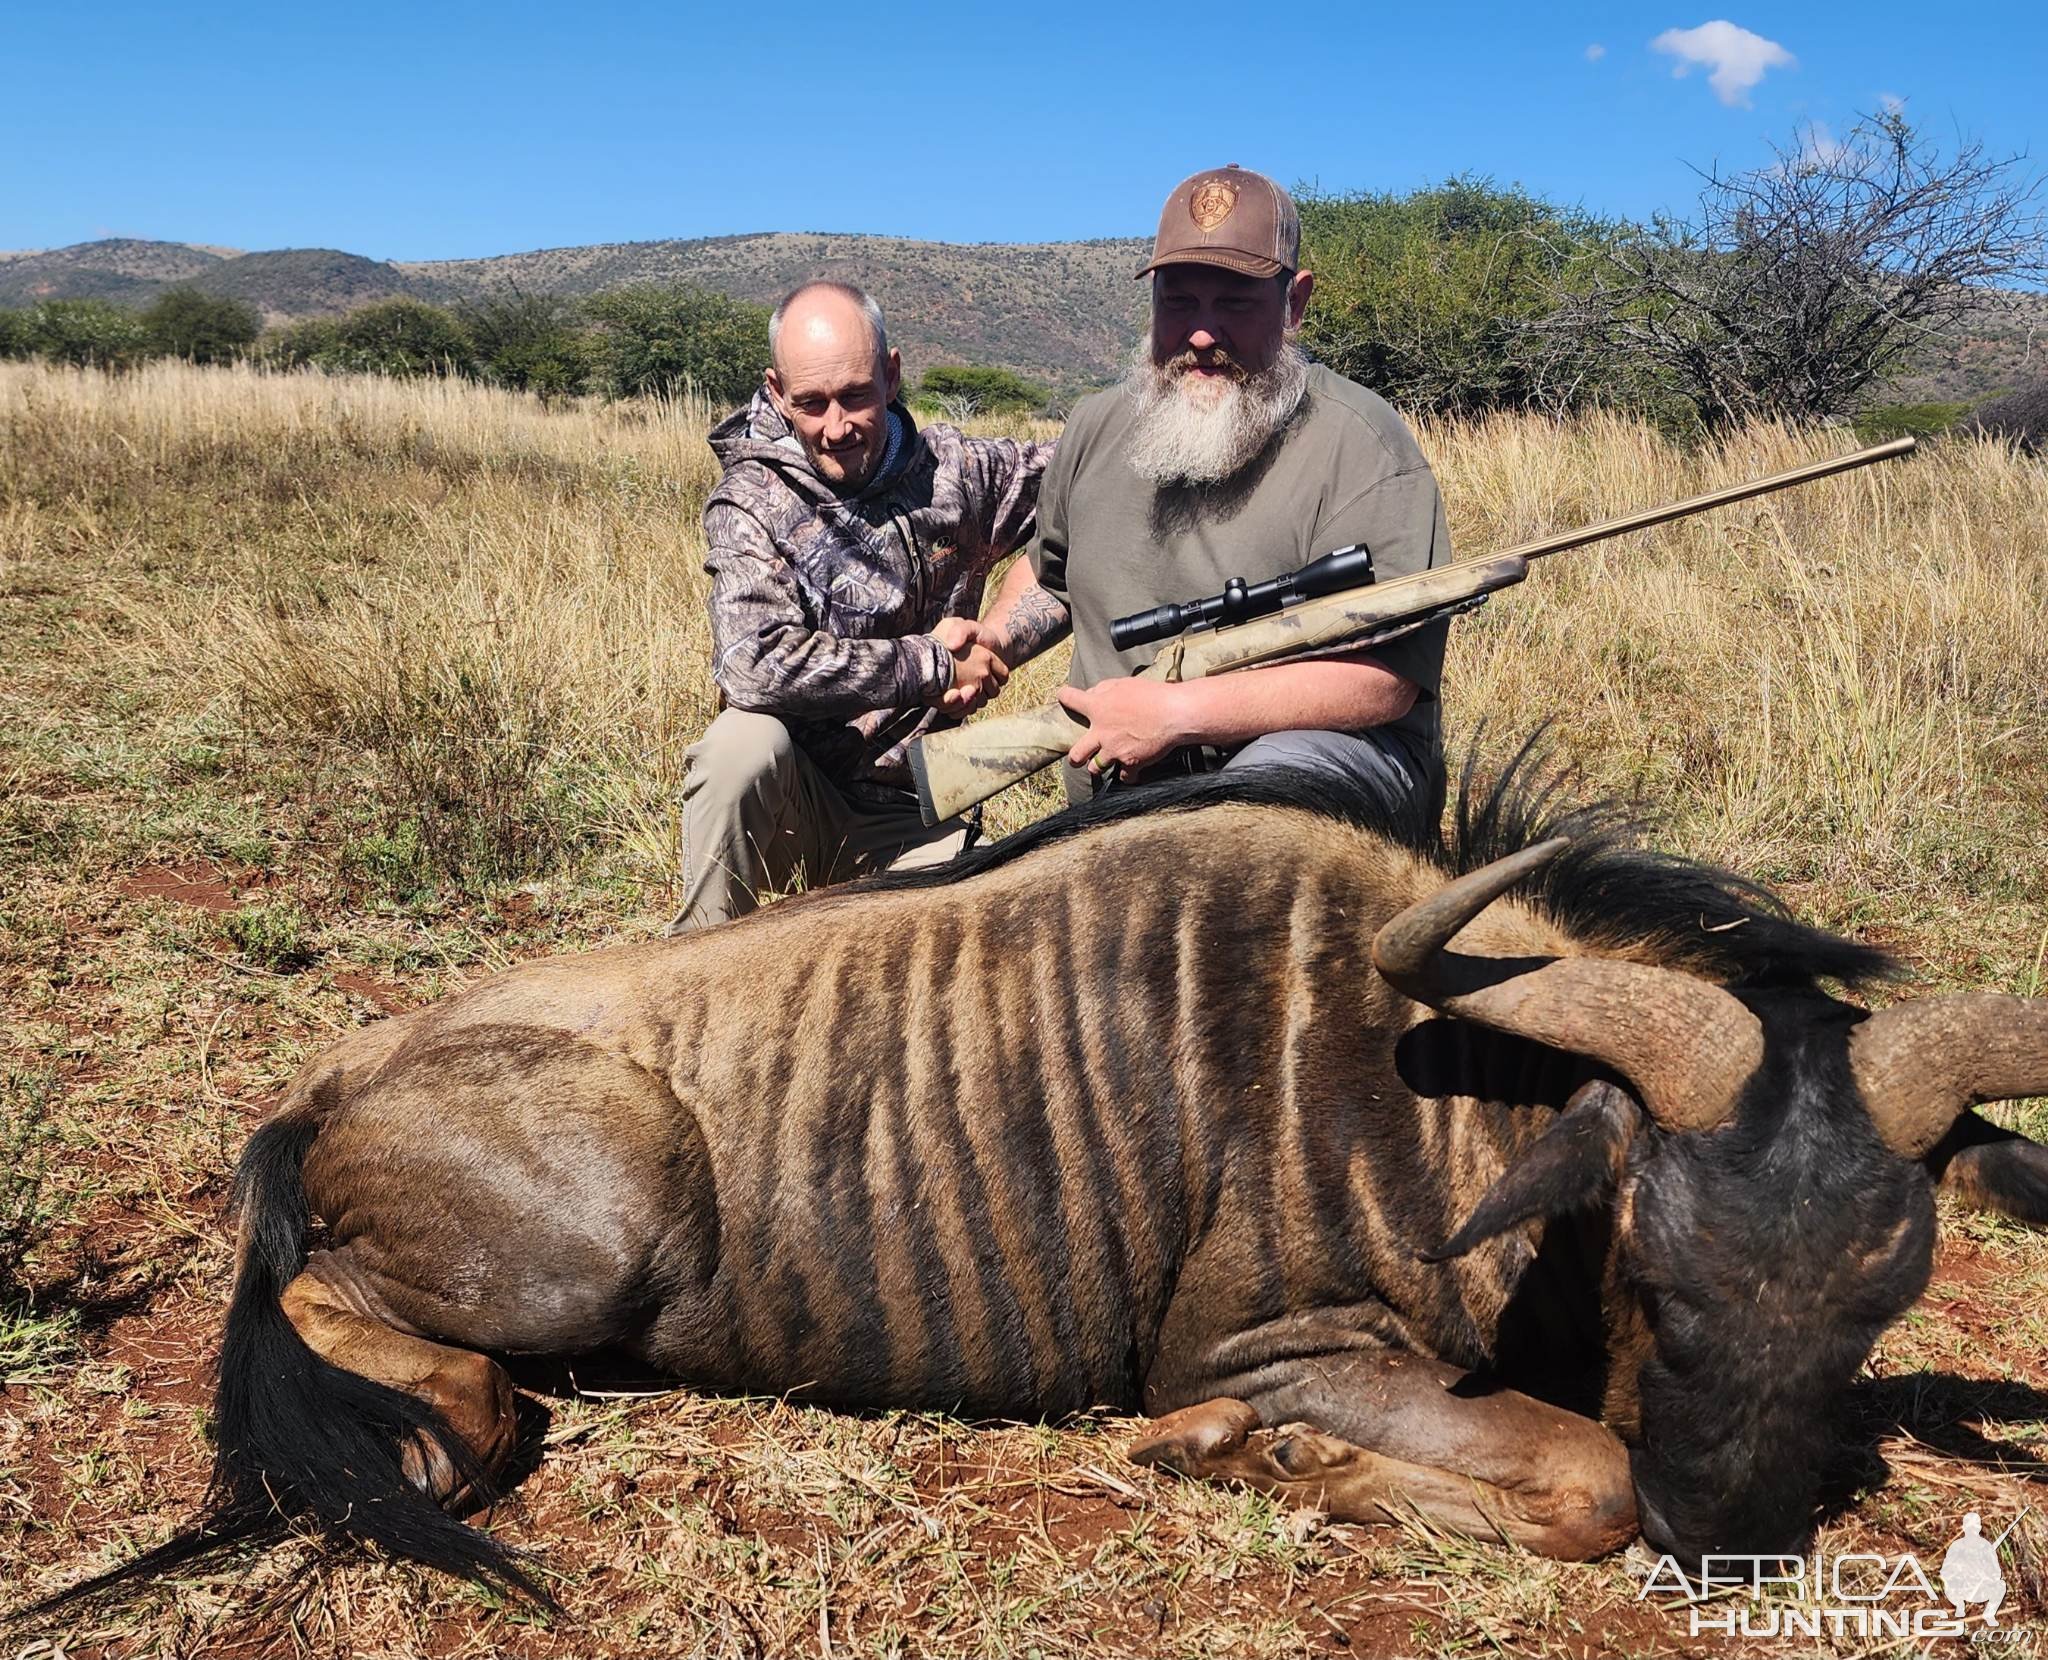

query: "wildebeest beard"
(1122, 337), (1310, 487)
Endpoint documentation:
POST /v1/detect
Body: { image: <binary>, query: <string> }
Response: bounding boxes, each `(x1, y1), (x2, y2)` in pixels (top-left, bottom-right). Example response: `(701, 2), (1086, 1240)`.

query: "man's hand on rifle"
(1061, 659), (1416, 780)
(931, 616), (1011, 716)
(1059, 678), (1189, 776)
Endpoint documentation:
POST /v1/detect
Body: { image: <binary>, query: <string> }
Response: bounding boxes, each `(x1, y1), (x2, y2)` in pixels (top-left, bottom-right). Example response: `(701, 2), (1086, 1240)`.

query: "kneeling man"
(673, 282), (1049, 931)
(984, 166), (1452, 810)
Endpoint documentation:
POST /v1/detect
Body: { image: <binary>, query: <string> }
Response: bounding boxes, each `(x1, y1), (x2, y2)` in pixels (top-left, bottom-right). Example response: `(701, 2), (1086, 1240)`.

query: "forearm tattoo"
(998, 585), (1072, 662)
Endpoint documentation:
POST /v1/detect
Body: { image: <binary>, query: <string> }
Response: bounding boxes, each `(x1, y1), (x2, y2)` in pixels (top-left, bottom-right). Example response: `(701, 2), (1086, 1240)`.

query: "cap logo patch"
(1189, 180), (1238, 231)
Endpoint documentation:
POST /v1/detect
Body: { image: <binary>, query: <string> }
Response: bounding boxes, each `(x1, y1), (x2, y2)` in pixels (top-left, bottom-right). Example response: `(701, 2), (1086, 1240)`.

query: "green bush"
(258, 317), (345, 371)
(24, 299), (154, 371)
(0, 308), (30, 360)
(328, 299), (473, 378)
(1851, 401), (1972, 443)
(585, 284), (769, 406)
(341, 820), (436, 903)
(458, 288), (595, 400)
(918, 364), (1047, 415)
(141, 285), (261, 365)
(219, 897), (316, 971)
(1297, 177), (1617, 417)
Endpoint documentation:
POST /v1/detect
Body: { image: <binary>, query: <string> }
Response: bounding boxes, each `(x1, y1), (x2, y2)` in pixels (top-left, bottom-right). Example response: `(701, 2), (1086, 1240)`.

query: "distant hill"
(0, 233), (1152, 391)
(2, 233), (2039, 403)
(195, 248), (413, 313)
(402, 233), (1152, 391)
(0, 238), (229, 307)
(1885, 287), (2048, 406)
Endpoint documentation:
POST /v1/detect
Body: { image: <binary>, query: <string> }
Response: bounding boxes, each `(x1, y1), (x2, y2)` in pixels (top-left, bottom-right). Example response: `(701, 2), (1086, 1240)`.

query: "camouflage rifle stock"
(908, 435), (1917, 827)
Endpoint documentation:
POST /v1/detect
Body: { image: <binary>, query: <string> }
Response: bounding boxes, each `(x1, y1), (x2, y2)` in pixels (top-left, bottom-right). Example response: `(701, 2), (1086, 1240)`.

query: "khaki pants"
(668, 709), (968, 934)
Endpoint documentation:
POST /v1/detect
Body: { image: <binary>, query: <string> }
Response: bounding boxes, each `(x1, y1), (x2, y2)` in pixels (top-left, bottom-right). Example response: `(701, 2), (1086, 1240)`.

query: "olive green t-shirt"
(1028, 364), (1454, 773)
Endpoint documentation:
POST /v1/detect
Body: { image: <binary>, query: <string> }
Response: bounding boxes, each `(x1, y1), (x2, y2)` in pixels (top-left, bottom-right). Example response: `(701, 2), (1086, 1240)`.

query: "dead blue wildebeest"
(29, 757), (2048, 1609)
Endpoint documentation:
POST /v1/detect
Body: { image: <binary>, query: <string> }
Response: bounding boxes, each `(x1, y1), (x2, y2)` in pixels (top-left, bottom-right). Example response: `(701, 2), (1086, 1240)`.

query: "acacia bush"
(1297, 178), (1617, 418)
(586, 284), (770, 406)
(247, 287), (768, 409)
(1851, 400), (1972, 443)
(918, 364), (1047, 416)
(1554, 114), (2047, 431)
(254, 301), (475, 378)
(327, 298), (474, 377)
(458, 288), (594, 400)
(257, 316), (345, 370)
(20, 299), (154, 371)
(141, 285), (261, 365)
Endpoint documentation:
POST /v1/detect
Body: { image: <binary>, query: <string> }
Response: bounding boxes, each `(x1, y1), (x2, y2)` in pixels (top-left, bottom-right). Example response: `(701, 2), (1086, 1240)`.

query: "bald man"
(671, 281), (1051, 932)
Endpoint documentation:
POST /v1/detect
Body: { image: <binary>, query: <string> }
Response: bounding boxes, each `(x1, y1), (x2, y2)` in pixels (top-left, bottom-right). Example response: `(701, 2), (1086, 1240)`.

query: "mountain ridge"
(0, 233), (1154, 389)
(4, 234), (2039, 402)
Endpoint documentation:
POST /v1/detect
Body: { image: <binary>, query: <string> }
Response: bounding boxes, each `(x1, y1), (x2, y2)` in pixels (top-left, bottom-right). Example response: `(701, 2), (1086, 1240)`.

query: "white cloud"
(1651, 20), (1796, 107)
(1585, 42), (1607, 61)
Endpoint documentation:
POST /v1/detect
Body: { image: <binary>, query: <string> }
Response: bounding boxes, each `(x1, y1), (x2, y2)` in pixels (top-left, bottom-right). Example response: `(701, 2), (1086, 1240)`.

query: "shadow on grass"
(5, 1235), (196, 1362)
(1821, 1370), (2048, 1518)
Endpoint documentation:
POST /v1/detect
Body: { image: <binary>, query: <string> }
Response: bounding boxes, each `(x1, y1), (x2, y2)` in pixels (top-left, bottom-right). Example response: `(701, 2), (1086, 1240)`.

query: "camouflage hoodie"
(703, 389), (1050, 805)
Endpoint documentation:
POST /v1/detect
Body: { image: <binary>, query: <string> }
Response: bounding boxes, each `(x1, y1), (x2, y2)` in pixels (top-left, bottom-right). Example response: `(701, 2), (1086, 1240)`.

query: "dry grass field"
(3, 358), (2047, 1657)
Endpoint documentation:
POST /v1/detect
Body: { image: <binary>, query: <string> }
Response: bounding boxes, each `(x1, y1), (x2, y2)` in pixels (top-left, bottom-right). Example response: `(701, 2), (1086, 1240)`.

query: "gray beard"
(1122, 341), (1310, 487)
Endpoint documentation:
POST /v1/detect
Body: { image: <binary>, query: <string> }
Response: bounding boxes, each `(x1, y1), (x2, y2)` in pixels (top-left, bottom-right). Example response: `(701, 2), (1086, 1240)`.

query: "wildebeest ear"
(1419, 1080), (1639, 1263)
(1924, 1110), (2048, 1224)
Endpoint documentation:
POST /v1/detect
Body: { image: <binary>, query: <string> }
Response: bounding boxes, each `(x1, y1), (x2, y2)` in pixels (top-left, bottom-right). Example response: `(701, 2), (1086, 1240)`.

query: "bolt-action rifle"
(907, 436), (1916, 828)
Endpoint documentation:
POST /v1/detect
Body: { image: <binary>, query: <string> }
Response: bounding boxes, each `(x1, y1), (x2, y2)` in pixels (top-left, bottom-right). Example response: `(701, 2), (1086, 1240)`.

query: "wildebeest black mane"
(853, 731), (1897, 993)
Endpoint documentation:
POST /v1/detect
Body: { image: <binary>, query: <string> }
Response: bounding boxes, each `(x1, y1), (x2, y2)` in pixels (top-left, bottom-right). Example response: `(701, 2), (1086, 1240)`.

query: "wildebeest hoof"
(401, 1430), (469, 1508)
(399, 1423), (510, 1515)
(1266, 1424), (1354, 1478)
(1129, 1398), (1263, 1475)
(397, 1353), (518, 1515)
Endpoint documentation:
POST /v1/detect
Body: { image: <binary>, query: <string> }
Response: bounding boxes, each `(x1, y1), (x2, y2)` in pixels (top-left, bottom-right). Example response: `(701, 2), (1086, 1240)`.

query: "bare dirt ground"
(5, 366), (2048, 1657)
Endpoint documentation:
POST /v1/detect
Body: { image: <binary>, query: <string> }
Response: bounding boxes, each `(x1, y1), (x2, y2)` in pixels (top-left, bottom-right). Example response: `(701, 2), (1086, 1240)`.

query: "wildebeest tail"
(16, 1111), (551, 1617)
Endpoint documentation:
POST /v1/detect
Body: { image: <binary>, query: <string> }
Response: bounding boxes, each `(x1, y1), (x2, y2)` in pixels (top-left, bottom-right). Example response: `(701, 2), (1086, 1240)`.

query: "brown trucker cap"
(1137, 164), (1301, 280)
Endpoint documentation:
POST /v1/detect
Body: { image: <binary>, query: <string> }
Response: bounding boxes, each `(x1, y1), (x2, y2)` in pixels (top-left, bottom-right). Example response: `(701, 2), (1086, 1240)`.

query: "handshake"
(928, 616), (1011, 717)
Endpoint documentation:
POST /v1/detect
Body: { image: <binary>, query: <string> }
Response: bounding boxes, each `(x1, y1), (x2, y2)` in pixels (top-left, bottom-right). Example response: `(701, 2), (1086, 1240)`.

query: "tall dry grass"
(1426, 410), (2046, 894)
(1, 360), (732, 877)
(3, 358), (2042, 965)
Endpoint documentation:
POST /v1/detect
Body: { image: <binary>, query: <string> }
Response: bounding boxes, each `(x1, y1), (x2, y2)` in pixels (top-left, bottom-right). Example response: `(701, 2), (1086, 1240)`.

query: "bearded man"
(983, 166), (1452, 809)
(672, 280), (1047, 932)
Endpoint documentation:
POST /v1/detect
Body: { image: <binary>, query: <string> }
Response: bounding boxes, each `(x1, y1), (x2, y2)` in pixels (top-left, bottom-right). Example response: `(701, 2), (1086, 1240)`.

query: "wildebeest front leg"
(1129, 1353), (1635, 1560)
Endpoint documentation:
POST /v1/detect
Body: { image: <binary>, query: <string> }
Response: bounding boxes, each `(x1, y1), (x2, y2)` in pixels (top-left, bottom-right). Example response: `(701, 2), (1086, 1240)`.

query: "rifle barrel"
(1508, 436), (1915, 566)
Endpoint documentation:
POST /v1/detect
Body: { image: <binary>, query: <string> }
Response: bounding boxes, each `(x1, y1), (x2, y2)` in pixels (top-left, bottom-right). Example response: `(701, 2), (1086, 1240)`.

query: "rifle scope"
(1109, 543), (1375, 653)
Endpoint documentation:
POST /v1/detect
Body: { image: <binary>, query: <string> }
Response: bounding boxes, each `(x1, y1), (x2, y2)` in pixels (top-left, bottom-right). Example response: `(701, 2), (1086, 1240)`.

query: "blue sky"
(3, 1), (2041, 259)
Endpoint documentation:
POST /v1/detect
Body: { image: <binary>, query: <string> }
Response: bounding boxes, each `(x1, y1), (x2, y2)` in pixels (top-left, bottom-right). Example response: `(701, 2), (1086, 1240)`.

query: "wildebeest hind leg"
(281, 1257), (517, 1512)
(1131, 1354), (1635, 1560)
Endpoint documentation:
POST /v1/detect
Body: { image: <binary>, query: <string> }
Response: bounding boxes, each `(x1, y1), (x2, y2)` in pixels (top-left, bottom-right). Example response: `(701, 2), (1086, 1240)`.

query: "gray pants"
(669, 709), (967, 933)
(1066, 726), (1431, 815)
(1222, 726), (1434, 815)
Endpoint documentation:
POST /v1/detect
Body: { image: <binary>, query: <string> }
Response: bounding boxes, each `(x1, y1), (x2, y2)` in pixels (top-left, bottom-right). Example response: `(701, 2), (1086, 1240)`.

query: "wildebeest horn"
(1372, 839), (1765, 1133)
(1849, 995), (2048, 1159)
